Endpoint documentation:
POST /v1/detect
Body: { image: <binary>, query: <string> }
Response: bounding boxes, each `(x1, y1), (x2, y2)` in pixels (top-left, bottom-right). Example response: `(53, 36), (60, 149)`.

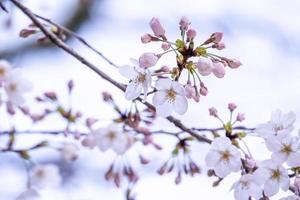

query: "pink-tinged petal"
(253, 168), (269, 185)
(125, 82), (143, 100)
(214, 161), (230, 178)
(173, 95), (188, 115)
(97, 136), (111, 152)
(152, 91), (166, 106)
(271, 152), (287, 164)
(234, 186), (249, 200)
(287, 152), (300, 167)
(264, 179), (279, 197)
(112, 134), (128, 154)
(155, 101), (173, 117)
(155, 78), (172, 90)
(171, 81), (185, 95)
(284, 112), (296, 127)
(265, 137), (282, 152)
(149, 17), (165, 37)
(211, 137), (231, 150)
(205, 150), (220, 167)
(248, 183), (263, 199)
(119, 65), (136, 79)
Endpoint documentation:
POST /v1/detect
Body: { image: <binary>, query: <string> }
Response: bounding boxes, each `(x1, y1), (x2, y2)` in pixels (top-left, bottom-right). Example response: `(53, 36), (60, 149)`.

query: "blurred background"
(0, 0), (300, 199)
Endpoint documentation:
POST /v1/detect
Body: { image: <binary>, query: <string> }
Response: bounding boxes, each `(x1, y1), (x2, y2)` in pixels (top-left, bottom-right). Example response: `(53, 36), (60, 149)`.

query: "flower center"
(135, 73), (146, 83)
(0, 68), (5, 76)
(166, 88), (176, 102)
(220, 150), (231, 162)
(240, 180), (250, 190)
(107, 131), (117, 140)
(281, 144), (292, 155)
(9, 83), (17, 92)
(271, 169), (281, 181)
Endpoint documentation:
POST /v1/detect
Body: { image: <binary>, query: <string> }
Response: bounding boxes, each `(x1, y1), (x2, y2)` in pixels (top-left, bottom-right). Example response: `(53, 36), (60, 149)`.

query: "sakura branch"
(1, 0), (299, 200)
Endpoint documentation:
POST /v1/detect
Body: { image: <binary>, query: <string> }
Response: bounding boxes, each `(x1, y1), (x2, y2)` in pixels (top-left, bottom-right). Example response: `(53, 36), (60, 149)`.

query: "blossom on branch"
(152, 78), (188, 117)
(30, 164), (61, 189)
(231, 174), (262, 200)
(205, 137), (241, 178)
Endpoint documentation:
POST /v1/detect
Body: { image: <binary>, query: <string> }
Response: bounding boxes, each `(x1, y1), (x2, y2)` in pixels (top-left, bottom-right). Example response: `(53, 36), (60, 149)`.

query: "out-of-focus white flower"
(0, 59), (12, 83)
(256, 109), (296, 139)
(280, 195), (300, 200)
(231, 174), (262, 200)
(265, 136), (300, 167)
(119, 59), (152, 101)
(152, 78), (188, 117)
(93, 123), (132, 154)
(4, 69), (32, 106)
(30, 164), (61, 189)
(60, 143), (78, 161)
(81, 134), (97, 149)
(254, 159), (289, 197)
(16, 188), (40, 200)
(205, 137), (241, 178)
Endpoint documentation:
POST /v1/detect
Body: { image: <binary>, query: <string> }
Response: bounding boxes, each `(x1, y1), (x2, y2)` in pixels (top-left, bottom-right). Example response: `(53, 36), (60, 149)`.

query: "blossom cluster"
(0, 60), (32, 107)
(204, 107), (300, 200)
(120, 17), (242, 117)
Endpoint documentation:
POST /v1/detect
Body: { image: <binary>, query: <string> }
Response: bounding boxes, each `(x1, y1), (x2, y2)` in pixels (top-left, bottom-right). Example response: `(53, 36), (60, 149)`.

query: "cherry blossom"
(93, 123), (132, 154)
(16, 188), (40, 200)
(254, 159), (289, 197)
(196, 57), (212, 76)
(4, 69), (32, 106)
(212, 62), (226, 78)
(60, 143), (78, 161)
(265, 136), (300, 167)
(0, 59), (12, 83)
(139, 52), (158, 68)
(119, 60), (152, 101)
(149, 17), (165, 37)
(152, 78), (188, 117)
(205, 137), (241, 178)
(231, 174), (262, 200)
(256, 109), (296, 139)
(179, 16), (190, 31)
(30, 164), (61, 189)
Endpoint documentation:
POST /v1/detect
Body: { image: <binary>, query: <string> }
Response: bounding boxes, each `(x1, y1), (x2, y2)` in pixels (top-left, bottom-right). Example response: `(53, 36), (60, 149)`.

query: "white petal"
(112, 134), (128, 154)
(271, 109), (282, 124)
(264, 179), (279, 197)
(253, 168), (269, 185)
(214, 161), (230, 178)
(255, 123), (274, 138)
(265, 137), (282, 152)
(125, 82), (143, 100)
(279, 171), (290, 191)
(173, 95), (188, 115)
(171, 81), (185, 95)
(272, 152), (287, 164)
(119, 65), (137, 79)
(205, 150), (220, 167)
(211, 137), (231, 151)
(155, 101), (173, 117)
(229, 156), (242, 172)
(248, 183), (263, 199)
(283, 112), (296, 127)
(155, 78), (172, 90)
(287, 152), (300, 167)
(152, 91), (166, 106)
(234, 187), (249, 200)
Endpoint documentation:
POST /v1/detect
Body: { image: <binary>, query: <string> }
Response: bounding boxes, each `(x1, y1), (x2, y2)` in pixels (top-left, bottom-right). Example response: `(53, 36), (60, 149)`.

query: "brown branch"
(9, 0), (211, 144)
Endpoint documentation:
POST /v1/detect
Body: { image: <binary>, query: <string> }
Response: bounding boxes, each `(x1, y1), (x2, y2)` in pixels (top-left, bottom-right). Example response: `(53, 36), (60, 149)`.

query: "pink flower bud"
(139, 52), (158, 68)
(161, 65), (170, 72)
(227, 59), (242, 69)
(245, 157), (256, 169)
(200, 86), (208, 96)
(196, 58), (212, 76)
(211, 32), (223, 43)
(82, 135), (97, 149)
(212, 62), (225, 78)
(209, 107), (218, 117)
(149, 17), (165, 37)
(161, 42), (171, 51)
(228, 103), (237, 112)
(141, 34), (152, 43)
(187, 29), (197, 41)
(179, 16), (190, 31)
(184, 84), (199, 102)
(236, 113), (245, 122)
(213, 42), (225, 50)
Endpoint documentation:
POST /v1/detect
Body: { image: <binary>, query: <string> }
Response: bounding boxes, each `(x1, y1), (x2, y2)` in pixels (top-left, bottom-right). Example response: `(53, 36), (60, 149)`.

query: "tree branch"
(9, 0), (211, 144)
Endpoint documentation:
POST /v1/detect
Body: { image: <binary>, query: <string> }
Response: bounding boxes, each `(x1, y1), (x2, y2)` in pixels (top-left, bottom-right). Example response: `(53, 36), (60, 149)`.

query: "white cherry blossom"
(0, 59), (12, 83)
(254, 159), (289, 197)
(60, 143), (78, 161)
(266, 136), (300, 167)
(30, 164), (61, 189)
(119, 59), (152, 101)
(4, 69), (32, 106)
(231, 174), (262, 200)
(152, 78), (188, 117)
(256, 109), (296, 139)
(205, 137), (241, 178)
(93, 123), (132, 154)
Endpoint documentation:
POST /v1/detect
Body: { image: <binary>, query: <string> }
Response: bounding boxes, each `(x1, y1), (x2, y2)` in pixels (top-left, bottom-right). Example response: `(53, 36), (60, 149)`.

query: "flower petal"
(173, 95), (188, 115)
(155, 101), (173, 117)
(125, 82), (143, 100)
(155, 78), (172, 90)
